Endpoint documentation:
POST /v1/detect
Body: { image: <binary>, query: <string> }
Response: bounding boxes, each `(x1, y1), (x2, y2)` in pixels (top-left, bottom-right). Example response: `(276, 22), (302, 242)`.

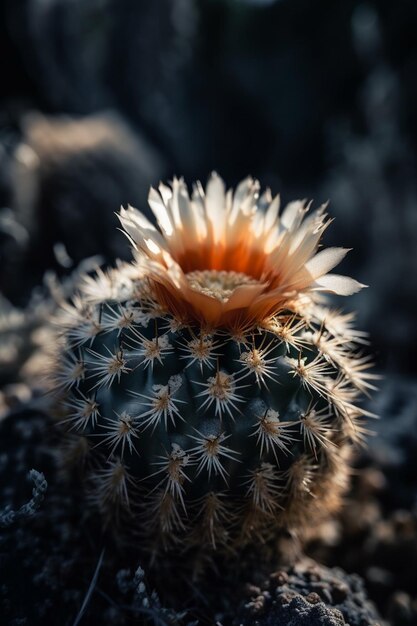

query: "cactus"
(49, 173), (374, 566)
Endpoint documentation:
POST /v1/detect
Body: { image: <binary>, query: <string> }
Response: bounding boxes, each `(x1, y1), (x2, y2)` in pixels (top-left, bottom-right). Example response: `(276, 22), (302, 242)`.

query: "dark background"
(0, 0), (416, 377)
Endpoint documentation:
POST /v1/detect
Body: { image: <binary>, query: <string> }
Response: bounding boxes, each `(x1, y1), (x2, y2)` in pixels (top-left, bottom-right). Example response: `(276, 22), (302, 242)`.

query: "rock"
(2, 111), (165, 302)
(237, 559), (381, 626)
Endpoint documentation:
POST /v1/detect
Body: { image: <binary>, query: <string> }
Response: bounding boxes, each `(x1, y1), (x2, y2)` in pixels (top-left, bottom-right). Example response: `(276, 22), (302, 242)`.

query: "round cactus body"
(50, 174), (374, 565)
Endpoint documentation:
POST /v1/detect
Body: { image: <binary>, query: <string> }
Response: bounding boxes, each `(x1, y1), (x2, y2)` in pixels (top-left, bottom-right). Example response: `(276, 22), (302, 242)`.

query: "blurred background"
(0, 0), (416, 379)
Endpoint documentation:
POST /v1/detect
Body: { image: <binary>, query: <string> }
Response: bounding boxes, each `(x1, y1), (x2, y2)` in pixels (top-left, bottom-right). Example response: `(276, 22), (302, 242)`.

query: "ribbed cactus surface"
(50, 174), (374, 564)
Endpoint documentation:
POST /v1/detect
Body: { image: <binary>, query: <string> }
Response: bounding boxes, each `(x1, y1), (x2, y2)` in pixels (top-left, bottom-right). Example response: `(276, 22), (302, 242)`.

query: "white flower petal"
(263, 194), (280, 232)
(313, 274), (367, 295)
(148, 187), (174, 237)
(205, 172), (226, 243)
(280, 200), (305, 231)
(305, 247), (350, 279)
(118, 205), (168, 254)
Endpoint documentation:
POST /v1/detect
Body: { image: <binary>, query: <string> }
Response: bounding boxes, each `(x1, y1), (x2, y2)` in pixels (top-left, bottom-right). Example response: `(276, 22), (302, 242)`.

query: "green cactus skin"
(50, 264), (373, 565)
